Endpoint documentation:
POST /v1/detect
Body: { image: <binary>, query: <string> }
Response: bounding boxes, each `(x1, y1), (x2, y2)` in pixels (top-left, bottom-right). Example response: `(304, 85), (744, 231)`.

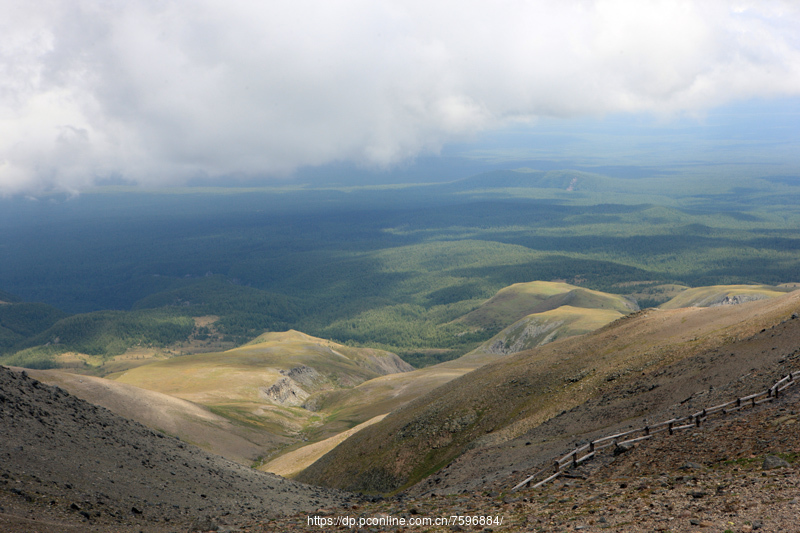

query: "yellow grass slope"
(104, 330), (412, 460)
(260, 414), (388, 478)
(470, 305), (626, 355)
(457, 281), (637, 331)
(659, 284), (796, 309)
(110, 330), (411, 404)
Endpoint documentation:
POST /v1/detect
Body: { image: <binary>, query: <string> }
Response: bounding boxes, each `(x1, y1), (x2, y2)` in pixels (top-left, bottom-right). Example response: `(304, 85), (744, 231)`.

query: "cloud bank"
(2, 0), (799, 193)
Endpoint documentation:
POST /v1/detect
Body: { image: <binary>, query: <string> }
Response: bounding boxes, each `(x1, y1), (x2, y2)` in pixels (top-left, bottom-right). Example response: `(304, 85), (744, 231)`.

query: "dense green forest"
(1, 167), (799, 368)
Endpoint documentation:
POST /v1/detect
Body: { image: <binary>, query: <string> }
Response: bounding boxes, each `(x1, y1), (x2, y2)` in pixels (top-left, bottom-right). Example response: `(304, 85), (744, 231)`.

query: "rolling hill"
(659, 283), (799, 309)
(0, 297), (69, 360)
(106, 330), (412, 459)
(457, 280), (638, 330)
(473, 305), (628, 355)
(0, 307), (197, 370)
(458, 281), (638, 355)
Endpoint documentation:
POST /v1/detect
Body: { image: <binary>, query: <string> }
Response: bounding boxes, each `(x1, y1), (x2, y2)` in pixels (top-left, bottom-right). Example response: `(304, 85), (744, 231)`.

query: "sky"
(2, 0), (800, 195)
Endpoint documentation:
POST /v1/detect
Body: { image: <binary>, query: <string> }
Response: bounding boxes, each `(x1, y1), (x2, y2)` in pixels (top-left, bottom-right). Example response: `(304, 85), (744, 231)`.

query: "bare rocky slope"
(412, 303), (800, 498)
(0, 365), (356, 532)
(10, 368), (287, 465)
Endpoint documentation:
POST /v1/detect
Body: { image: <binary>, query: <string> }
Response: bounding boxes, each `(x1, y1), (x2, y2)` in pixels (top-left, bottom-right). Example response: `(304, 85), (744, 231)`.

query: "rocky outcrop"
(262, 355), (411, 408)
(487, 319), (564, 355)
(711, 294), (767, 307)
(259, 377), (310, 406)
(281, 365), (326, 389)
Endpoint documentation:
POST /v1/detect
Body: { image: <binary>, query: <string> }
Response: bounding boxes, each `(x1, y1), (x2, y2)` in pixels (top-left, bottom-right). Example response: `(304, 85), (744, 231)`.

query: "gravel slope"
(0, 365), (356, 532)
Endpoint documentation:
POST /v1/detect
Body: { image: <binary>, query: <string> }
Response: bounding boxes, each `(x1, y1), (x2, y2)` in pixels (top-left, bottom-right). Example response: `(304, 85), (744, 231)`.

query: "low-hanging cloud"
(2, 0), (799, 194)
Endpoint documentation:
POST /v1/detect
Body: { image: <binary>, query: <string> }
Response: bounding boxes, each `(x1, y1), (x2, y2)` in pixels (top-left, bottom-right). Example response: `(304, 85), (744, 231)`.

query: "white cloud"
(1, 0), (799, 193)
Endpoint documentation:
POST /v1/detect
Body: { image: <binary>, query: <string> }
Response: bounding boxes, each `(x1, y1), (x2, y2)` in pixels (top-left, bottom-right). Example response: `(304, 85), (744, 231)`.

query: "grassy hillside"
(473, 305), (628, 355)
(109, 331), (413, 451)
(1, 309), (195, 369)
(245, 282), (638, 471)
(0, 301), (68, 358)
(659, 283), (797, 309)
(457, 280), (637, 331)
(261, 414), (388, 478)
(296, 290), (800, 494)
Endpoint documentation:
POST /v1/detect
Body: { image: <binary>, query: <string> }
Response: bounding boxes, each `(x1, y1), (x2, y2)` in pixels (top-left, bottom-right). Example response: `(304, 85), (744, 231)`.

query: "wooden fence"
(511, 370), (800, 492)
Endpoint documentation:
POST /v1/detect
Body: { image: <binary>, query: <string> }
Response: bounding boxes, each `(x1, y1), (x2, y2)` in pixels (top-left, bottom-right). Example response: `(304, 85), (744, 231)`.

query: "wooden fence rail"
(511, 370), (800, 492)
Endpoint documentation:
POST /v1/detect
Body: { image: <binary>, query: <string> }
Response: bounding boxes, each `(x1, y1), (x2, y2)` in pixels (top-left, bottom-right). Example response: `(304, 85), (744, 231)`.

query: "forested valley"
(2, 167), (799, 369)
